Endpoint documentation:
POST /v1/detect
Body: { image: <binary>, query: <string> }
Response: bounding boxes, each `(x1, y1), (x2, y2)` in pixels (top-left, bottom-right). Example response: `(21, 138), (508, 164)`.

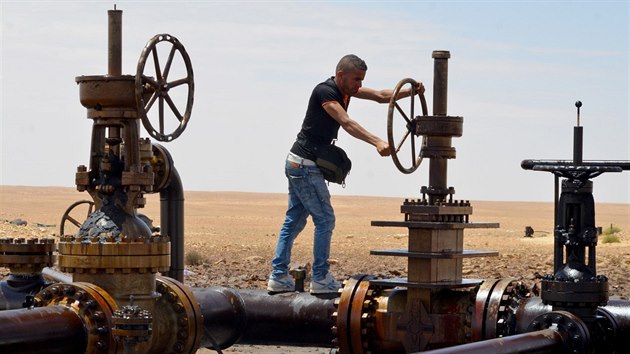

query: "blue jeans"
(271, 160), (335, 281)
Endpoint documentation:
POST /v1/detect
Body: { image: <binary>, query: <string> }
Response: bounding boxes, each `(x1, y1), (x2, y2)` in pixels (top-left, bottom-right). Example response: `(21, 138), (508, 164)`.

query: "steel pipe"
(418, 328), (562, 354)
(0, 305), (86, 354)
(161, 167), (185, 282)
(192, 287), (336, 349)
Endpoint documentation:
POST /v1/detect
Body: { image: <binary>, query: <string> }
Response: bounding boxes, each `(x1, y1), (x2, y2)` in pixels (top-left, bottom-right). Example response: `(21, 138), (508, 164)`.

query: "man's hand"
(376, 140), (390, 157)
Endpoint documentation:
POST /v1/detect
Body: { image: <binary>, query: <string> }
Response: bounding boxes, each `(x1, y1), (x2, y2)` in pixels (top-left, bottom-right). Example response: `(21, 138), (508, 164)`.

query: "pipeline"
(419, 328), (563, 354)
(0, 286), (336, 353)
(160, 164), (185, 282)
(194, 287), (336, 349)
(0, 305), (86, 354)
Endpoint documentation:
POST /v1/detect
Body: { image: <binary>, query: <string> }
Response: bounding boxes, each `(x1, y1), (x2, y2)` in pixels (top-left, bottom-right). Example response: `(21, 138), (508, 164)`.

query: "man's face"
(338, 69), (366, 96)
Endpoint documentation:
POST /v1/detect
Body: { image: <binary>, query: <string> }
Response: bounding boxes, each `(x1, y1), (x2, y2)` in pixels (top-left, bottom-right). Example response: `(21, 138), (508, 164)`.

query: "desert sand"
(1, 186), (628, 353)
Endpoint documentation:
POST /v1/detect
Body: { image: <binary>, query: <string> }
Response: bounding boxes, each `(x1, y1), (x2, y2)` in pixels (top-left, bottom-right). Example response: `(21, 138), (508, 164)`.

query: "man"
(268, 54), (423, 294)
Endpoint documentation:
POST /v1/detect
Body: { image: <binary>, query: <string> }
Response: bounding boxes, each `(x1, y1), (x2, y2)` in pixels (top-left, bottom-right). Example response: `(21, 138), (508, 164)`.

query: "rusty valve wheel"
(387, 78), (428, 174)
(136, 33), (194, 142)
(59, 200), (95, 236)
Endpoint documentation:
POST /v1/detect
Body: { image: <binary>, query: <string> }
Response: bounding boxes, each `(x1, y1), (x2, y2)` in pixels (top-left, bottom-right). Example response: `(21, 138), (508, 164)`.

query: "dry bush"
(185, 250), (206, 266)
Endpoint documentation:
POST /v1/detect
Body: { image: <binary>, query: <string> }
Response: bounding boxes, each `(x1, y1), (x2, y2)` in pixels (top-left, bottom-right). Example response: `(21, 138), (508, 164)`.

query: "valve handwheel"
(136, 34), (194, 142)
(387, 78), (428, 174)
(60, 200), (95, 236)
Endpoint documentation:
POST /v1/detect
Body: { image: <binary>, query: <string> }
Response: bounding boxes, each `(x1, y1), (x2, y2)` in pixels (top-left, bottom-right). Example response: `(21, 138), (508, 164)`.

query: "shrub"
(185, 250), (206, 266)
(601, 233), (621, 244)
(602, 224), (622, 235)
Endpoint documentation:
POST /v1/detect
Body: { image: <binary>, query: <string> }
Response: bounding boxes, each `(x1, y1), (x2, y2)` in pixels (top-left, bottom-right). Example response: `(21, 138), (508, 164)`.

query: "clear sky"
(1, 1), (628, 204)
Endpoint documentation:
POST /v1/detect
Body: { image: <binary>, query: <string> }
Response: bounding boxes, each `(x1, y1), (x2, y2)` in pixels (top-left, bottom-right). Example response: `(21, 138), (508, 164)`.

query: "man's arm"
(354, 82), (425, 103)
(323, 102), (390, 157)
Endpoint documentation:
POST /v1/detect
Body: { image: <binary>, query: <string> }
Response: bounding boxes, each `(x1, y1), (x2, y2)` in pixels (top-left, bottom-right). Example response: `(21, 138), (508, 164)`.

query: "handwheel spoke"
(67, 216), (81, 228)
(159, 97), (165, 133)
(143, 76), (160, 90)
(145, 92), (159, 111)
(164, 94), (184, 122)
(396, 130), (411, 152)
(394, 102), (411, 124)
(163, 44), (177, 80)
(151, 48), (163, 81)
(168, 77), (190, 89)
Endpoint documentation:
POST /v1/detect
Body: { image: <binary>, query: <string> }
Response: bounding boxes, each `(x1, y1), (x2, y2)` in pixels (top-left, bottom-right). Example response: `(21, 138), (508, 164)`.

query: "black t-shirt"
(290, 77), (350, 160)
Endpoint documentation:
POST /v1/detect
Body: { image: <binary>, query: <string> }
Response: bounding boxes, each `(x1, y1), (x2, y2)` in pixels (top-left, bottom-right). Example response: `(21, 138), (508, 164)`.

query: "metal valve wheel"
(387, 78), (428, 174)
(59, 200), (95, 236)
(136, 33), (194, 142)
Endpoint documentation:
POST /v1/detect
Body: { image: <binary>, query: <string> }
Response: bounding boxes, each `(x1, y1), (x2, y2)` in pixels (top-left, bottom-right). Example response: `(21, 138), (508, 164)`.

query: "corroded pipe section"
(192, 287), (337, 349)
(108, 9), (122, 76)
(418, 328), (562, 354)
(0, 305), (86, 354)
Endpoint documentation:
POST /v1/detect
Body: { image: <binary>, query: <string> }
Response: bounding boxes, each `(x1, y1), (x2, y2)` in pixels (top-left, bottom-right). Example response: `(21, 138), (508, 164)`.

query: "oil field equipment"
(1, 7), (629, 354)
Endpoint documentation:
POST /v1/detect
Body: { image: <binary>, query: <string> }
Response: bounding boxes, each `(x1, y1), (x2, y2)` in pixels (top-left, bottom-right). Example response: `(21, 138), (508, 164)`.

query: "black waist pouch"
(314, 143), (352, 185)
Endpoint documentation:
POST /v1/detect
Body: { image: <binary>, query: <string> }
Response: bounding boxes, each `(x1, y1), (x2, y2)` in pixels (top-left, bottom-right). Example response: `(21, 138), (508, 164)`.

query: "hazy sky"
(1, 1), (628, 205)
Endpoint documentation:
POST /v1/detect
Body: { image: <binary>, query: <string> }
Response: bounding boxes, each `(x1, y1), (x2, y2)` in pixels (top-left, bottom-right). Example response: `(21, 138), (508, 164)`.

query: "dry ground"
(1, 186), (629, 353)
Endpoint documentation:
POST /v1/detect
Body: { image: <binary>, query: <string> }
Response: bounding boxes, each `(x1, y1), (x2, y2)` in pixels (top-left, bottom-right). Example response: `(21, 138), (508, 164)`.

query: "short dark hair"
(336, 54), (367, 73)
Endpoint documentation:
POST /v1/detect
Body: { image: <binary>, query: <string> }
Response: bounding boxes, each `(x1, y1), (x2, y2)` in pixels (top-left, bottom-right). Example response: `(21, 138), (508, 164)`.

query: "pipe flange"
(33, 282), (119, 353)
(0, 237), (56, 272)
(472, 278), (531, 341)
(332, 274), (380, 354)
(57, 238), (170, 274)
(153, 276), (203, 354)
(527, 310), (592, 354)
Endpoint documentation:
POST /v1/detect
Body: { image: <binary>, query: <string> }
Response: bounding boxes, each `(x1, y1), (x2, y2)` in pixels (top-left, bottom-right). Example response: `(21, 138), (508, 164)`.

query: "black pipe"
(161, 167), (184, 282)
(192, 287), (336, 349)
(573, 126), (583, 165)
(0, 305), (86, 354)
(418, 328), (562, 354)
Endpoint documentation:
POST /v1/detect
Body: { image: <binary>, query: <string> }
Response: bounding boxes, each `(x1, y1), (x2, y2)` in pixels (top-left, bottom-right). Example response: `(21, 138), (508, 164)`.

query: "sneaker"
(267, 274), (295, 293)
(310, 273), (342, 294)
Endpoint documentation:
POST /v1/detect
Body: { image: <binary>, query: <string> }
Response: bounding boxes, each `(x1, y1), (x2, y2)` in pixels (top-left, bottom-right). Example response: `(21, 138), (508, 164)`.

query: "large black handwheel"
(387, 78), (428, 174)
(136, 34), (194, 142)
(59, 200), (95, 236)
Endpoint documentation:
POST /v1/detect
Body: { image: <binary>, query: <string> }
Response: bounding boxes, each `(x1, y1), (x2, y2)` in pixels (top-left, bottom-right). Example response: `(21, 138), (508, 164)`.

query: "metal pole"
(427, 50), (451, 202)
(107, 9), (122, 76)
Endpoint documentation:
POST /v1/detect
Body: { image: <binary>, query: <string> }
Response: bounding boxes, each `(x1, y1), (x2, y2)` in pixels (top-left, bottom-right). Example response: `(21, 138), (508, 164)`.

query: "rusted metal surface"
(0, 237), (56, 310)
(193, 287), (336, 349)
(108, 9), (122, 76)
(419, 328), (562, 354)
(136, 34), (195, 142)
(0, 305), (86, 354)
(33, 282), (120, 353)
(387, 77), (428, 173)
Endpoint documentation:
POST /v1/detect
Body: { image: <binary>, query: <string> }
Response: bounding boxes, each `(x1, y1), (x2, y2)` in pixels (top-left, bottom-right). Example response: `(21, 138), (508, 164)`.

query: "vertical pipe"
(554, 175), (559, 225)
(161, 168), (184, 282)
(107, 9), (122, 76)
(432, 50), (450, 116)
(573, 126), (583, 166)
(428, 51), (451, 201)
(107, 9), (123, 160)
